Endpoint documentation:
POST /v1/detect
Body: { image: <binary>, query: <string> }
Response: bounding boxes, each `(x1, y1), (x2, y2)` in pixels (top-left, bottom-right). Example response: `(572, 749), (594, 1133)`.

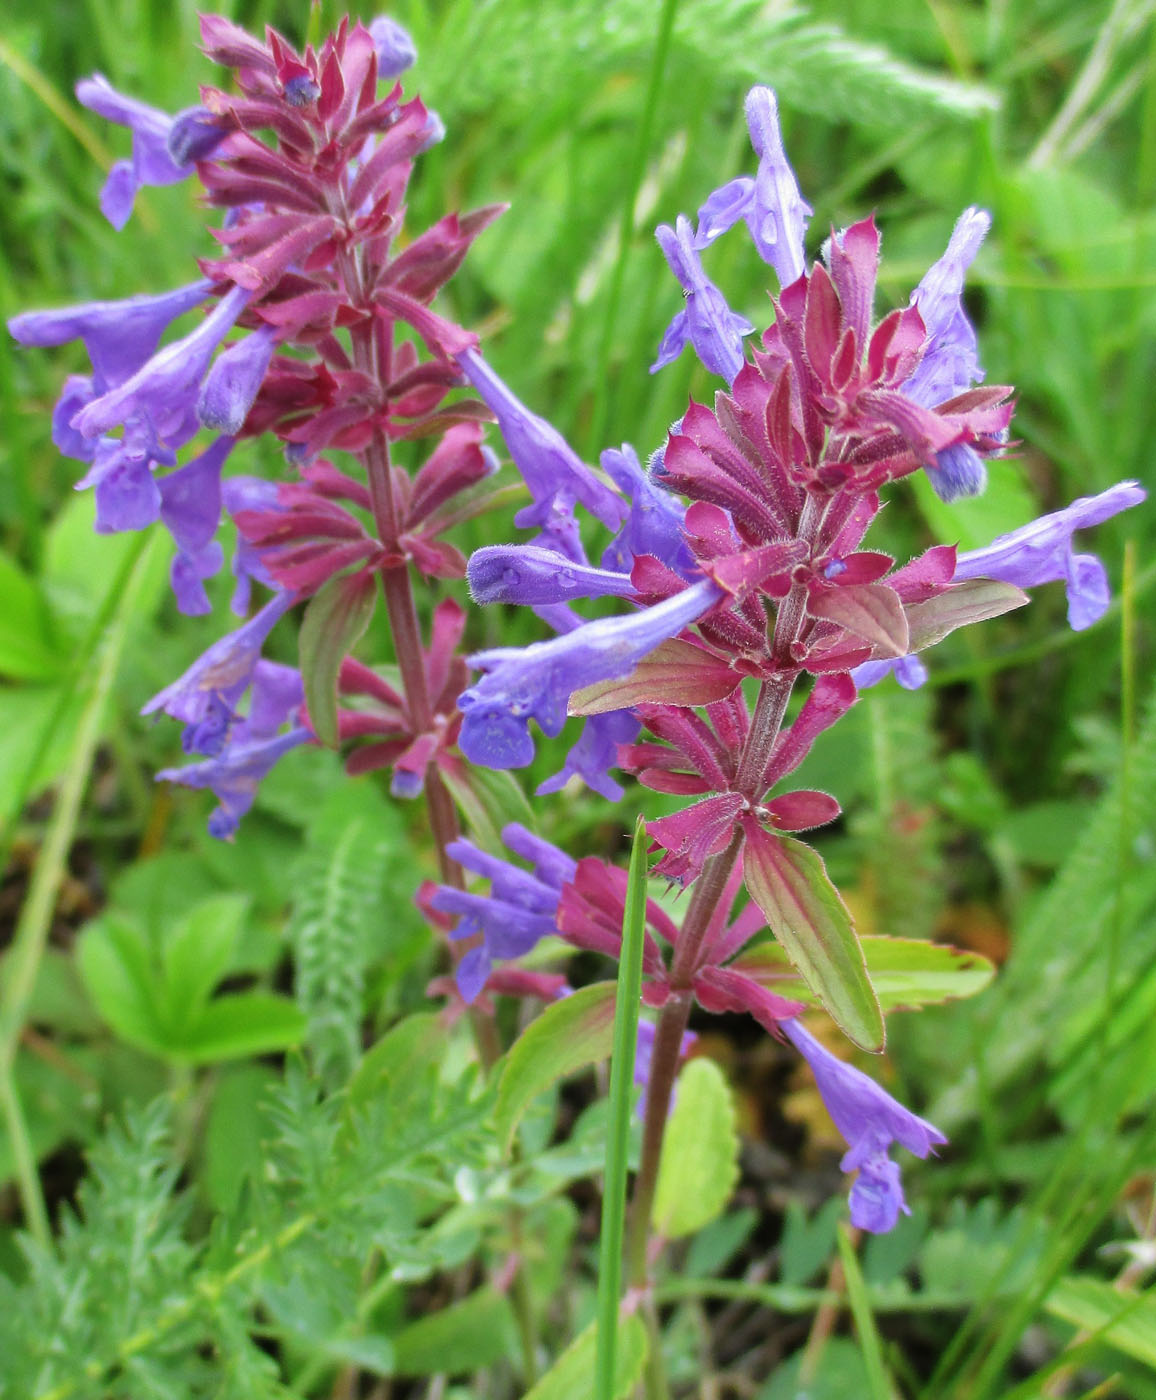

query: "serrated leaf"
(495, 982), (617, 1151)
(731, 936), (995, 1013)
(177, 993), (306, 1063)
(569, 639), (739, 715)
(391, 1288), (517, 1376)
(652, 1058), (739, 1238)
(299, 569), (377, 746)
(807, 583), (909, 657)
(905, 578), (1028, 652)
(523, 1315), (647, 1400)
(743, 827), (883, 1051)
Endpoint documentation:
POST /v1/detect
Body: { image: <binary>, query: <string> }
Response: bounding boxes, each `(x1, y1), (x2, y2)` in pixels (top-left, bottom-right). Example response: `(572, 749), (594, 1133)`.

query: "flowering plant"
(5, 11), (1147, 1399)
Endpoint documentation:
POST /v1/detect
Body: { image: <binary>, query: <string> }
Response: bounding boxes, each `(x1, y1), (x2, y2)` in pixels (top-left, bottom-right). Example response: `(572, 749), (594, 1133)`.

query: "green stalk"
(0, 536), (157, 1245)
(595, 816), (649, 1400)
(585, 0), (679, 458)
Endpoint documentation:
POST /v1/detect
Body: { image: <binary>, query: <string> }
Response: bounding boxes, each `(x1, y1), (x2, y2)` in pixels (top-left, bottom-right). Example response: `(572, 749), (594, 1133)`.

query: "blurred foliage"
(0, 0), (1154, 1395)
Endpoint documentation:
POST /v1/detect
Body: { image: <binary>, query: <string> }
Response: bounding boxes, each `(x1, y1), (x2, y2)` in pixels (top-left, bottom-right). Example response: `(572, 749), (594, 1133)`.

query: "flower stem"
(623, 489), (826, 1330)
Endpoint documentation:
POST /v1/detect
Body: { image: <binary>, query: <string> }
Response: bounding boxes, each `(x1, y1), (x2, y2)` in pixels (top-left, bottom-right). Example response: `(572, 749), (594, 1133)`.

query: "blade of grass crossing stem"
(835, 1225), (892, 1400)
(594, 817), (649, 1400)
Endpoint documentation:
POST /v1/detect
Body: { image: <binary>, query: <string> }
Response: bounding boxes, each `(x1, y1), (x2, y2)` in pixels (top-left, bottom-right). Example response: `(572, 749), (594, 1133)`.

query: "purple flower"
(197, 325), (276, 434)
(634, 1019), (697, 1120)
(222, 476), (281, 615)
(431, 823), (576, 1001)
(851, 654), (929, 692)
(142, 590), (295, 754)
(537, 708), (640, 802)
(694, 87), (811, 288)
(468, 544), (636, 607)
(157, 660), (308, 840)
(370, 16), (418, 79)
(599, 444), (695, 577)
(8, 280), (211, 393)
(74, 418), (175, 533)
(953, 481), (1147, 630)
(652, 216), (753, 384)
(158, 437), (234, 614)
(902, 207), (992, 502)
(458, 578), (722, 770)
(784, 1019), (946, 1234)
(76, 76), (222, 229)
(75, 285), (252, 445)
(904, 208), (991, 409)
(457, 349), (625, 532)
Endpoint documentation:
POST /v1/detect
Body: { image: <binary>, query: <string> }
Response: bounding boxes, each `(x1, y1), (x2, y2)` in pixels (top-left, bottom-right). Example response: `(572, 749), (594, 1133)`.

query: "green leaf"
(177, 993), (306, 1064)
(350, 1012), (444, 1115)
(0, 550), (62, 681)
(731, 936), (995, 1013)
(808, 583), (909, 658)
(76, 915), (167, 1055)
(160, 894), (249, 1031)
(495, 982), (617, 1151)
(439, 758), (536, 857)
(652, 1057), (739, 1239)
(298, 569), (377, 747)
(905, 578), (1029, 653)
(569, 639), (740, 715)
(1045, 1276), (1156, 1369)
(391, 1287), (517, 1376)
(524, 1315), (648, 1400)
(742, 827), (884, 1051)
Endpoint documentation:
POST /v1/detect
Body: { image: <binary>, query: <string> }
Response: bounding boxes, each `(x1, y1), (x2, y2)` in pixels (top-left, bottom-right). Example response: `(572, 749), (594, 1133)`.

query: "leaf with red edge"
(807, 582), (909, 657)
(569, 639), (739, 715)
(299, 568), (377, 747)
(741, 819), (883, 1051)
(905, 578), (1029, 652)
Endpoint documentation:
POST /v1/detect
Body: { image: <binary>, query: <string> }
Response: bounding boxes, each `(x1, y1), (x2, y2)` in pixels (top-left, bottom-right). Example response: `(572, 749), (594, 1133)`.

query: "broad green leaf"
(1045, 1276), (1156, 1369)
(570, 638), (739, 715)
(391, 1287), (517, 1376)
(177, 993), (306, 1063)
(743, 827), (884, 1051)
(203, 1064), (278, 1212)
(439, 758), (537, 857)
(0, 550), (62, 680)
(807, 583), (908, 657)
(299, 569), (377, 747)
(905, 578), (1028, 653)
(350, 1012), (444, 1115)
(731, 936), (995, 1013)
(652, 1058), (739, 1239)
(495, 982), (617, 1151)
(76, 915), (167, 1054)
(160, 894), (249, 1030)
(524, 1315), (647, 1400)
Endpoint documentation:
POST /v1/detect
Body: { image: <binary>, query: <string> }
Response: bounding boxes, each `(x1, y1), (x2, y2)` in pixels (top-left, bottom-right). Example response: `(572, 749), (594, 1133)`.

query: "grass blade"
(594, 815), (648, 1400)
